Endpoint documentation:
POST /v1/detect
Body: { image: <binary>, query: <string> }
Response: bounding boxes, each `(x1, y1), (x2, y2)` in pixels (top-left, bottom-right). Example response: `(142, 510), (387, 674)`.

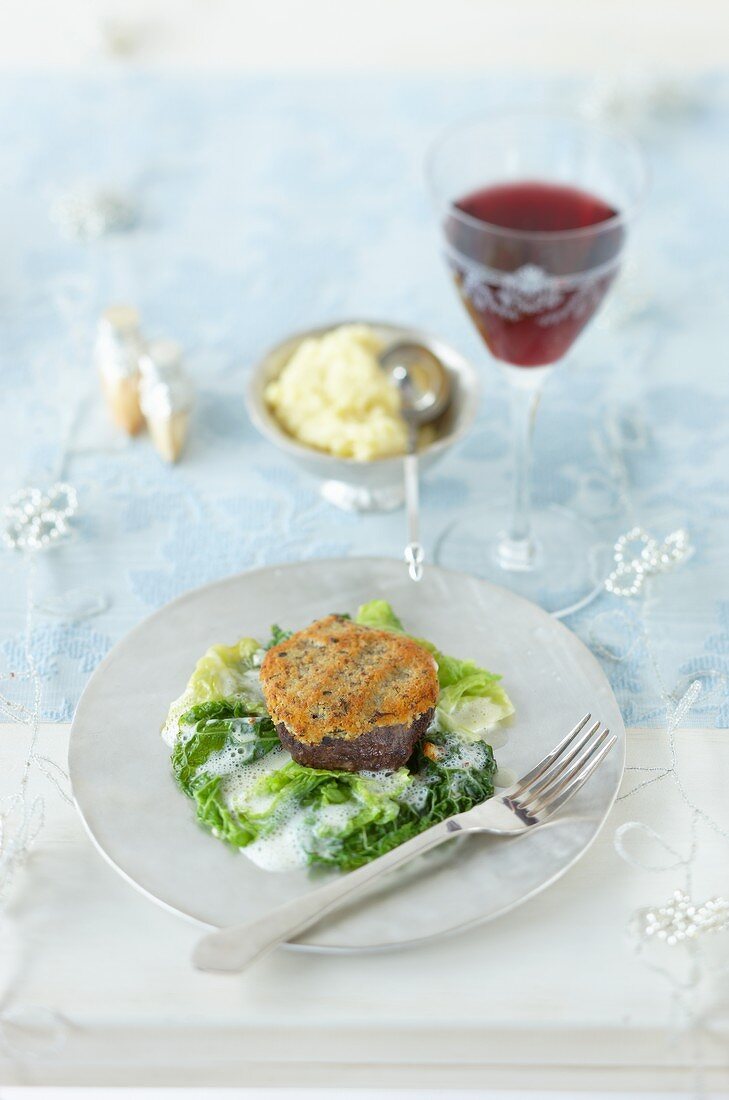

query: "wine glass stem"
(497, 374), (543, 572)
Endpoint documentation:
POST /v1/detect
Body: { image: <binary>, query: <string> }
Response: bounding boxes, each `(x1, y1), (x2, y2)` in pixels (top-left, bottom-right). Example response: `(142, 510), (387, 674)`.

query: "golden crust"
(259, 614), (439, 746)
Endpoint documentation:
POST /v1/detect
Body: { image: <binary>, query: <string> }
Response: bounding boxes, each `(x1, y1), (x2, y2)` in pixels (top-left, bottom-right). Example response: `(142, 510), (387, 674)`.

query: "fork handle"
(193, 818), (458, 973)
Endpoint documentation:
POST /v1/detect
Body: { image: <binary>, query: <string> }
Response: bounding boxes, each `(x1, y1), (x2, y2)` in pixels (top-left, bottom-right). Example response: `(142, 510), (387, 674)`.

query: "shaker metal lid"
(98, 305), (141, 337)
(139, 339), (183, 378)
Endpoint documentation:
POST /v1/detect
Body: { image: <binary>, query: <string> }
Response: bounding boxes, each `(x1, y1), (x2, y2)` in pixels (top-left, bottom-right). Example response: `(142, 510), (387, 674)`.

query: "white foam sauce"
(440, 738), (490, 770)
(358, 769), (406, 796)
(240, 667), (265, 700)
(211, 744), (311, 872)
(399, 778), (430, 812)
(161, 695), (191, 747)
(237, 770), (363, 873)
(244, 806), (311, 872)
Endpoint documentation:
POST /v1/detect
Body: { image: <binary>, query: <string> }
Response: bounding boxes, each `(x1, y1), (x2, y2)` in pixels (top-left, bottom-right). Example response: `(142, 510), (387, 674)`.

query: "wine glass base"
(320, 479), (404, 513)
(434, 504), (605, 616)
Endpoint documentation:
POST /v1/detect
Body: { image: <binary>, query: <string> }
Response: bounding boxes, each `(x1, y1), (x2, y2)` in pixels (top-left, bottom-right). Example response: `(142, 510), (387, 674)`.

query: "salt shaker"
(139, 339), (194, 463)
(95, 305), (145, 435)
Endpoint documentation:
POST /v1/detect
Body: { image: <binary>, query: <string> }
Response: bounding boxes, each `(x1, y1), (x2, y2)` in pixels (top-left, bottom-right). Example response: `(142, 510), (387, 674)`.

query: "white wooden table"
(2, 722), (728, 1091)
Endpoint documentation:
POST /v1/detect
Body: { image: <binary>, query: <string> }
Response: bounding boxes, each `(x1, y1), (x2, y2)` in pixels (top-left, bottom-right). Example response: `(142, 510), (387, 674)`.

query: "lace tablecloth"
(1, 72), (727, 726)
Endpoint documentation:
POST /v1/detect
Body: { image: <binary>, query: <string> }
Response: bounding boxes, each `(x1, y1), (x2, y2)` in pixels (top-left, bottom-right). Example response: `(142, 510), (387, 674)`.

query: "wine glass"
(426, 112), (647, 614)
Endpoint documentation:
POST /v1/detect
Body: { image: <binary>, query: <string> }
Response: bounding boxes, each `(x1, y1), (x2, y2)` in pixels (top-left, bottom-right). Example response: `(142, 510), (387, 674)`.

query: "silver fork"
(193, 714), (616, 973)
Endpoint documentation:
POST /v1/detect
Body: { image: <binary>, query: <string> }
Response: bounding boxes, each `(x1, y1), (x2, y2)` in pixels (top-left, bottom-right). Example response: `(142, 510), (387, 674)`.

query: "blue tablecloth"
(1, 73), (727, 726)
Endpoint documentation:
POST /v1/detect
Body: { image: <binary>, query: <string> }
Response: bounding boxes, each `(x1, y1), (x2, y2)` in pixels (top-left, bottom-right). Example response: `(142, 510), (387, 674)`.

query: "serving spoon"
(379, 342), (451, 581)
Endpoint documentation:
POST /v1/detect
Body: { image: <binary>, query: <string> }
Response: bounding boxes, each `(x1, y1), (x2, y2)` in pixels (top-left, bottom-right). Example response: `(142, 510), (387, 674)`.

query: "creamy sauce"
(494, 765), (517, 789)
(244, 806), (311, 872)
(241, 785), (363, 873)
(485, 726), (508, 751)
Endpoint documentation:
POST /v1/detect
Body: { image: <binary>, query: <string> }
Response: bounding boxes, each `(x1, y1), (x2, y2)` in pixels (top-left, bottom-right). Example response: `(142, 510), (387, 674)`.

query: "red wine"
(447, 181), (622, 366)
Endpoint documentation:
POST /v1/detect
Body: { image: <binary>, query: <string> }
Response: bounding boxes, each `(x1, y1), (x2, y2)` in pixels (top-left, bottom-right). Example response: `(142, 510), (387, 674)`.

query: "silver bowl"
(245, 320), (480, 511)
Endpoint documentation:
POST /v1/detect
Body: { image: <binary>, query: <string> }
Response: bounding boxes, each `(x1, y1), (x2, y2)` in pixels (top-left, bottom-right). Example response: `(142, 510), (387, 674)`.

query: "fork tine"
(525, 727), (612, 816)
(525, 734), (618, 821)
(504, 713), (592, 799)
(521, 720), (601, 801)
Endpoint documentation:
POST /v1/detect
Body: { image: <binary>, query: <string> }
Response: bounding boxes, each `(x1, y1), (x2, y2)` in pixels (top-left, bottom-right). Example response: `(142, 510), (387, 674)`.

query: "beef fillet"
(259, 614), (438, 772)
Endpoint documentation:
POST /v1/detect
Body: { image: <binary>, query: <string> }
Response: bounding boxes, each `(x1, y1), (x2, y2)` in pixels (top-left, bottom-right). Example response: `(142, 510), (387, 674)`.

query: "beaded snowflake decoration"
(605, 526), (691, 597)
(634, 890), (729, 946)
(51, 187), (138, 241)
(2, 483), (78, 552)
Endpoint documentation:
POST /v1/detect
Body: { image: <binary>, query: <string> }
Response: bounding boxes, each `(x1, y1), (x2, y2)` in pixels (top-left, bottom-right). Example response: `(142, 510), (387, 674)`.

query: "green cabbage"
(203, 743), (495, 872)
(303, 737), (496, 871)
(173, 699), (278, 791)
(355, 599), (514, 739)
(162, 637), (265, 743)
(355, 599), (405, 633)
(171, 697), (280, 845)
(266, 624), (292, 649)
(186, 639), (261, 697)
(259, 760), (411, 819)
(191, 775), (260, 847)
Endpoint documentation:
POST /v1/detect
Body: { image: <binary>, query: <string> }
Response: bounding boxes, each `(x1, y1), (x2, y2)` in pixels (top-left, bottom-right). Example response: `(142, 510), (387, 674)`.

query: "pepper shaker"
(95, 305), (145, 435)
(139, 339), (194, 463)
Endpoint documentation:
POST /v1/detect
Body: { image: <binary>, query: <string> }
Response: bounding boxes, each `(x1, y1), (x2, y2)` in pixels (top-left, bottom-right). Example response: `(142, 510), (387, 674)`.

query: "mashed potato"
(264, 324), (409, 461)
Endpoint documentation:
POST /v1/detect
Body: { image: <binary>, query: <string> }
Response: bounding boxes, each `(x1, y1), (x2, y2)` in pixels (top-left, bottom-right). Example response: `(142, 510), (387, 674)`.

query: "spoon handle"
(403, 437), (424, 582)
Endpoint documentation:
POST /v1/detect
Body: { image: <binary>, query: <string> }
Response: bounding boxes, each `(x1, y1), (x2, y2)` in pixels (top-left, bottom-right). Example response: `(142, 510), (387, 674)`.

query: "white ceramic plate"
(69, 557), (625, 953)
